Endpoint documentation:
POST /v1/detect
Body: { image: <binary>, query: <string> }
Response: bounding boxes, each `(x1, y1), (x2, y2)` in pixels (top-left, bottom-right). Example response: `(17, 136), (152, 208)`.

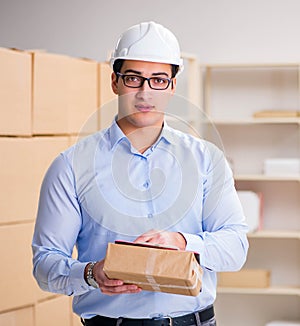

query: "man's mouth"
(135, 104), (155, 112)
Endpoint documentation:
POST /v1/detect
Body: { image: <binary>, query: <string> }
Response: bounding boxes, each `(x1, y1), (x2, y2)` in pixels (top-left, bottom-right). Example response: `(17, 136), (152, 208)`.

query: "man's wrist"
(84, 262), (99, 288)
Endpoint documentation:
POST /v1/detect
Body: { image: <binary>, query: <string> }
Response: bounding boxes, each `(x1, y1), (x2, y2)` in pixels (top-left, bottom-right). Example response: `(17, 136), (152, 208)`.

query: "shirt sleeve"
(32, 153), (92, 296)
(181, 144), (249, 272)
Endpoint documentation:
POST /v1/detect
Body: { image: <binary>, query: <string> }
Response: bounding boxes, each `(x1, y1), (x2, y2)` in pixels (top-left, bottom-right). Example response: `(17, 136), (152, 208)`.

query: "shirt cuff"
(181, 232), (207, 265)
(181, 233), (203, 252)
(69, 261), (93, 295)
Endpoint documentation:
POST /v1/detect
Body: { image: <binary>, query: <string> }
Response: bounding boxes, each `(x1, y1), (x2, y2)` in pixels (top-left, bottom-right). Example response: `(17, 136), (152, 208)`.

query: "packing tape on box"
(122, 261), (201, 291)
(122, 278), (200, 290)
(123, 250), (202, 291)
(145, 248), (160, 291)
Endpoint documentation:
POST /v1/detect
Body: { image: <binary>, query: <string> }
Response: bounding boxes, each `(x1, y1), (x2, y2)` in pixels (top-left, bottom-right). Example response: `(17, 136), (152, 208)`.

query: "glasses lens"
(149, 77), (170, 90)
(124, 75), (143, 88)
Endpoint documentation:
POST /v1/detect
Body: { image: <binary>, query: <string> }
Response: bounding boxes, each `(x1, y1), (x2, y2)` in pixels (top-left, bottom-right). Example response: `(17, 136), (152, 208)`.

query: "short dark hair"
(113, 59), (179, 79)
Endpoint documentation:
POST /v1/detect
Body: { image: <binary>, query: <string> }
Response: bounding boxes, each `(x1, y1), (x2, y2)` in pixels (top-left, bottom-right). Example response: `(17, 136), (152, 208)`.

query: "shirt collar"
(109, 119), (128, 150)
(159, 120), (176, 145)
(108, 118), (176, 151)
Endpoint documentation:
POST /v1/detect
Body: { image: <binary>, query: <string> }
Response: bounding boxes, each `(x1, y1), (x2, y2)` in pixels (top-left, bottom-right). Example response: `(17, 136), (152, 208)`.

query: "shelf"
(208, 118), (300, 125)
(204, 61), (300, 323)
(248, 230), (300, 240)
(234, 174), (300, 182)
(217, 286), (300, 296)
(206, 62), (300, 68)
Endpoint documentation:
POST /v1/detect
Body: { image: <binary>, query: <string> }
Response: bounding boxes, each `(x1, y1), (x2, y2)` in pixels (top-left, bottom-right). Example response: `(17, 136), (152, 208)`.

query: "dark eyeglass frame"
(116, 72), (172, 90)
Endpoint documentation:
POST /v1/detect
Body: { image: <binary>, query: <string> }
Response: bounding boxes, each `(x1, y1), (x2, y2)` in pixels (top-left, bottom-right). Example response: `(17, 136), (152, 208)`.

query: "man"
(32, 21), (249, 326)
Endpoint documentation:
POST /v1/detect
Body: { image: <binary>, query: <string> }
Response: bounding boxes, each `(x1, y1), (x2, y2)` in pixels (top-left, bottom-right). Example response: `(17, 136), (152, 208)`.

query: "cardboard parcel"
(103, 241), (203, 296)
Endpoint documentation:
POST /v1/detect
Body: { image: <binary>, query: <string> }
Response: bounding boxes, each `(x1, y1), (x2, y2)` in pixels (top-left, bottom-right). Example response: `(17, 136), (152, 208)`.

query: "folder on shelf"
(218, 269), (270, 288)
(253, 110), (300, 118)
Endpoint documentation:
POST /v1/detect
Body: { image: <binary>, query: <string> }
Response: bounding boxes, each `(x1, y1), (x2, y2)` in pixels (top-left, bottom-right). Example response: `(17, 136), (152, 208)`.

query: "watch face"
(87, 262), (99, 288)
(88, 277), (99, 289)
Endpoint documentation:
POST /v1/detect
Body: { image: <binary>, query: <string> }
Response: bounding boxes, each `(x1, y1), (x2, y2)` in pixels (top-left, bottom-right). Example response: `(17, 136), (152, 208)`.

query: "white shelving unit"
(166, 53), (204, 137)
(218, 286), (300, 296)
(248, 230), (300, 240)
(203, 63), (300, 326)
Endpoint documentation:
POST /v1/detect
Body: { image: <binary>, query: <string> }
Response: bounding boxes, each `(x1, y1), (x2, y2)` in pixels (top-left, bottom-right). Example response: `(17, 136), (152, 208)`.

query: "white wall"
(1, 0), (300, 64)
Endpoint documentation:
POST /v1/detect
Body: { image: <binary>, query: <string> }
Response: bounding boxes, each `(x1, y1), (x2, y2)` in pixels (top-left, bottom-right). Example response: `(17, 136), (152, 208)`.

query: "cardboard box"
(32, 51), (98, 135)
(103, 242), (203, 296)
(218, 269), (270, 288)
(0, 307), (34, 326)
(35, 296), (71, 326)
(0, 223), (37, 311)
(0, 138), (35, 223)
(0, 48), (31, 135)
(0, 137), (69, 223)
(72, 312), (83, 326)
(98, 62), (117, 130)
(71, 296), (83, 326)
(70, 308), (82, 326)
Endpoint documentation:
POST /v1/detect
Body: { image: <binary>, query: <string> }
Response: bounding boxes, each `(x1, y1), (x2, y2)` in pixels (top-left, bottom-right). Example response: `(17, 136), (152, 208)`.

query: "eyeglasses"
(117, 72), (172, 90)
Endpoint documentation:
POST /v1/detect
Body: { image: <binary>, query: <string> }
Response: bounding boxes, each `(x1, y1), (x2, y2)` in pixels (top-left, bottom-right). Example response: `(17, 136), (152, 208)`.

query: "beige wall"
(1, 0), (300, 64)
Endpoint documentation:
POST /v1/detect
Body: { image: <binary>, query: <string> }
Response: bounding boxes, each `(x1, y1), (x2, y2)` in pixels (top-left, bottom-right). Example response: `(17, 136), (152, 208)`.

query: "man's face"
(111, 60), (176, 132)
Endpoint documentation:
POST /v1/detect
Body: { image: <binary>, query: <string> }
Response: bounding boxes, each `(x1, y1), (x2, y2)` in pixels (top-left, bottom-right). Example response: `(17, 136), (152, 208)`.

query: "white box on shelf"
(263, 158), (300, 176)
(265, 321), (300, 326)
(237, 191), (262, 233)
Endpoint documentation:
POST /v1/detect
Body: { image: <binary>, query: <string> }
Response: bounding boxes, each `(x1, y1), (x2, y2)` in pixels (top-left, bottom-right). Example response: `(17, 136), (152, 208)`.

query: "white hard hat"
(110, 21), (184, 75)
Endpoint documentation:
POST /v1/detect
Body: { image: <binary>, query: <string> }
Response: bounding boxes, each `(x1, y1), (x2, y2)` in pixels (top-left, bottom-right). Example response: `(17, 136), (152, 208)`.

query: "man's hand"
(133, 229), (187, 250)
(89, 260), (142, 295)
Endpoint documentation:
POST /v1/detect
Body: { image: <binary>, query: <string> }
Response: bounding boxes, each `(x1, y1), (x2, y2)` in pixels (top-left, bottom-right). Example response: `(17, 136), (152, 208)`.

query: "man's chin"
(125, 112), (164, 128)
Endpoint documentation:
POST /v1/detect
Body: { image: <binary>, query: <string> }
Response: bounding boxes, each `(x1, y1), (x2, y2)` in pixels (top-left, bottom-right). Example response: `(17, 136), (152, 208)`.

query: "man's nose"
(140, 78), (152, 91)
(136, 80), (153, 98)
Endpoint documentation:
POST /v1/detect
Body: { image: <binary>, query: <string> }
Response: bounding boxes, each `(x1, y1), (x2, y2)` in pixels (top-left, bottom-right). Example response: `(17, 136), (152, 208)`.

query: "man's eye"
(126, 76), (140, 83)
(153, 78), (168, 84)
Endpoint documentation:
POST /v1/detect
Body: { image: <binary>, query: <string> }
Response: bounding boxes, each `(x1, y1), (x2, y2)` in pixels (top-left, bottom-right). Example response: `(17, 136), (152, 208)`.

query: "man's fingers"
(103, 279), (124, 287)
(134, 229), (160, 243)
(100, 284), (141, 295)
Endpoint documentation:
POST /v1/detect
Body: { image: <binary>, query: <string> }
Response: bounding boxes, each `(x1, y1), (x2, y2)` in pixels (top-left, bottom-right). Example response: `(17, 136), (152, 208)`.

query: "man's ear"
(171, 78), (177, 93)
(111, 72), (119, 95)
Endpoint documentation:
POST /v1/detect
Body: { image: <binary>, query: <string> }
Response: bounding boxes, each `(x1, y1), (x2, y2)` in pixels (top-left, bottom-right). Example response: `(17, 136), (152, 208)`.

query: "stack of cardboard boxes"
(0, 47), (116, 326)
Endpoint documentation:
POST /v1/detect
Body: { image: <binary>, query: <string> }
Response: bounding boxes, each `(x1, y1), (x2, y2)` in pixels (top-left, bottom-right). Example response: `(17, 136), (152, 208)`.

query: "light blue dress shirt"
(32, 120), (249, 319)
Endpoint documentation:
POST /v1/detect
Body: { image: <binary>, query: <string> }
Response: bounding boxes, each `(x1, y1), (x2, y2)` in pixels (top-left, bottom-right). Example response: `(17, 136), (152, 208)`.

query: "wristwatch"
(86, 262), (99, 288)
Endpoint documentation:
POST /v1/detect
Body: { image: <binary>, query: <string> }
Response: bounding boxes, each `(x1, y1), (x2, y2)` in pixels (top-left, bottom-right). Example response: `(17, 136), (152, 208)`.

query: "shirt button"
(147, 213), (153, 218)
(143, 181), (150, 188)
